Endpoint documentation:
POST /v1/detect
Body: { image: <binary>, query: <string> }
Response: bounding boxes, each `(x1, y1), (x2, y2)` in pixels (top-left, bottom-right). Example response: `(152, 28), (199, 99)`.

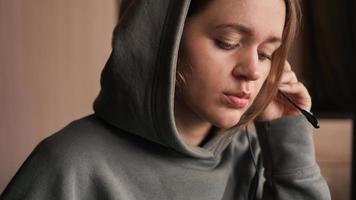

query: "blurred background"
(0, 0), (118, 194)
(0, 0), (354, 199)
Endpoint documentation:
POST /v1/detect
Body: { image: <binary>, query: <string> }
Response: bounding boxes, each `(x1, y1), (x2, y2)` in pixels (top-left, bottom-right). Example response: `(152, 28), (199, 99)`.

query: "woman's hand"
(257, 61), (312, 121)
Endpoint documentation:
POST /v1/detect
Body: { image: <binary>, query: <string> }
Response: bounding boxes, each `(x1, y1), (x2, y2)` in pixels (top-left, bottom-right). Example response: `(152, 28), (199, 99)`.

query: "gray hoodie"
(0, 0), (331, 199)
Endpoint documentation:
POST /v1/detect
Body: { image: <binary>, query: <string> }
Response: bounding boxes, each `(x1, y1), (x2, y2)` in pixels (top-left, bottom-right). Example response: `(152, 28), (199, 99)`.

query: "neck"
(174, 98), (212, 146)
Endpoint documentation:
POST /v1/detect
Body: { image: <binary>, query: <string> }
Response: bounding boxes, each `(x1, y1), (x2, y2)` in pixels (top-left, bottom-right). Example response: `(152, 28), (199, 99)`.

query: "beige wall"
(314, 119), (353, 200)
(0, 0), (117, 192)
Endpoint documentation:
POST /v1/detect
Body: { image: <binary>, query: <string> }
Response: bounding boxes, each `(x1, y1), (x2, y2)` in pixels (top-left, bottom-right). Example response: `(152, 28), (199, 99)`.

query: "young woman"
(1, 0), (330, 199)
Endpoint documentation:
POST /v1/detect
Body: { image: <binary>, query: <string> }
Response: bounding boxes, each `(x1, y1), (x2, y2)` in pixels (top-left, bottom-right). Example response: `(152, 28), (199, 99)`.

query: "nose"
(232, 48), (260, 81)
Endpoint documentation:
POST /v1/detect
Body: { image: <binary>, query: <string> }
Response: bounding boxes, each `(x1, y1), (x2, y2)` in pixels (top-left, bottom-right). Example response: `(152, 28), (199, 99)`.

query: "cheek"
(246, 63), (270, 106)
(251, 65), (271, 99)
(259, 66), (270, 86)
(177, 48), (233, 125)
(183, 39), (229, 94)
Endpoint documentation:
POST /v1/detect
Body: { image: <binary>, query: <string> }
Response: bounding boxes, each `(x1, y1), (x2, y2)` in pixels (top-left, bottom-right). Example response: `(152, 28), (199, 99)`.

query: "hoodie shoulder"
(0, 115), (141, 200)
(30, 115), (121, 166)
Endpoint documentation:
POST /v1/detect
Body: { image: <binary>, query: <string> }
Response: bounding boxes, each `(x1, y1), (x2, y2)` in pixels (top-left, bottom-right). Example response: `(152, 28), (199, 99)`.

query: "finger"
(284, 61), (292, 71)
(278, 82), (312, 107)
(279, 70), (298, 84)
(279, 82), (308, 96)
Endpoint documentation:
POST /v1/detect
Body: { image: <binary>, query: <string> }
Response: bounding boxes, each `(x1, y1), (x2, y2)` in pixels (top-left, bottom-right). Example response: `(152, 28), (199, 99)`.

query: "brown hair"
(176, 0), (301, 127)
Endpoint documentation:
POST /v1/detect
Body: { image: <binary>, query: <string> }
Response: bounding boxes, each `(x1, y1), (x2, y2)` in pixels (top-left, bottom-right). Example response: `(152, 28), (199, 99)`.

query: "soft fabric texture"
(1, 0), (331, 199)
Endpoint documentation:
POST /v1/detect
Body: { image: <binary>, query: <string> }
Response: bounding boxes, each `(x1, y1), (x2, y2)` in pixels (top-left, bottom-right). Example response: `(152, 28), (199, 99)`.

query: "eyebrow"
(215, 23), (282, 44)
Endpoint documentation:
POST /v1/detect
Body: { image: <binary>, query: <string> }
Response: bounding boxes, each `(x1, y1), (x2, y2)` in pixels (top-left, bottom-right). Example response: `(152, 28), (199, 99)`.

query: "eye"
(214, 40), (240, 50)
(258, 52), (272, 62)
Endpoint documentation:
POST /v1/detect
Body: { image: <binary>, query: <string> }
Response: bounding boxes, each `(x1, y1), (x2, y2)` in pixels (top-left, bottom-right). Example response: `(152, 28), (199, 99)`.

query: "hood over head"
(93, 0), (241, 159)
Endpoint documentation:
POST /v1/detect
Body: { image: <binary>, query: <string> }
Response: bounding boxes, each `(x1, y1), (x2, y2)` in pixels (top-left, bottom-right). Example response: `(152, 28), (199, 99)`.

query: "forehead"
(196, 0), (286, 39)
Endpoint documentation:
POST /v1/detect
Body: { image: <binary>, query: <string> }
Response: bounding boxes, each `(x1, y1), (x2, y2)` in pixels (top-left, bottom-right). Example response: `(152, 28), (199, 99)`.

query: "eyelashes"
(214, 39), (272, 61)
(214, 39), (240, 50)
(258, 53), (272, 61)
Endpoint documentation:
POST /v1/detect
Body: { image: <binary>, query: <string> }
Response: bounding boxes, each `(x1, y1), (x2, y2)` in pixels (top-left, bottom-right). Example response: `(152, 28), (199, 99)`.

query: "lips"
(224, 92), (251, 109)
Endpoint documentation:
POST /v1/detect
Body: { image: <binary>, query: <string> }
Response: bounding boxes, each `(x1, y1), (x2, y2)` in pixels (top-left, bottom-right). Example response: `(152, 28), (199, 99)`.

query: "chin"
(211, 109), (244, 129)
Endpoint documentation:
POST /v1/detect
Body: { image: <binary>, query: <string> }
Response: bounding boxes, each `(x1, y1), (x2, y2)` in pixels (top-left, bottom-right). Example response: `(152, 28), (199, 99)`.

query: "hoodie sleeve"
(253, 114), (331, 200)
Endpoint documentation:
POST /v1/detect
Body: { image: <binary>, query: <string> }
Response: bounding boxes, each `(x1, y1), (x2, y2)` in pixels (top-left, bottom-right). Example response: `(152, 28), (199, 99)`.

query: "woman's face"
(176, 0), (286, 129)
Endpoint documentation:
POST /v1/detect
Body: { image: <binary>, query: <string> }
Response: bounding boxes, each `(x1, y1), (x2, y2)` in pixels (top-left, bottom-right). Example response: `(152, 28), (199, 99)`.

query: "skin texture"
(174, 0), (311, 146)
